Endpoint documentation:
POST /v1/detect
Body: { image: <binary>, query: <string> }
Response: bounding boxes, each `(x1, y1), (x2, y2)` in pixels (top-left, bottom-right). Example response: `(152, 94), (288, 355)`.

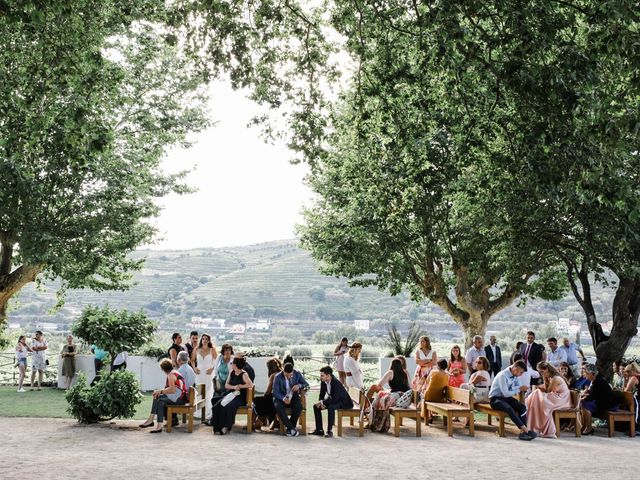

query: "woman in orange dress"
(525, 361), (571, 438)
(448, 345), (465, 388)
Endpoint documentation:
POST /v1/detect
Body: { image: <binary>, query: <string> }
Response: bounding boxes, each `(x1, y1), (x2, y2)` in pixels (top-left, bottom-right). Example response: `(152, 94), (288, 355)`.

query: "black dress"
(212, 370), (247, 433)
(389, 372), (410, 393)
(253, 373), (277, 424)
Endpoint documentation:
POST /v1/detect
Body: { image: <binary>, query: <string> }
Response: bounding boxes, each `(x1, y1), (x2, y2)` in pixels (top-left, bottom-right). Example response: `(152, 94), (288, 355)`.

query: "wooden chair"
(474, 392), (525, 437)
(278, 393), (307, 435)
(390, 390), (422, 437)
(608, 390), (636, 437)
(235, 387), (255, 433)
(337, 387), (366, 437)
(166, 384), (206, 433)
(553, 390), (582, 437)
(424, 387), (474, 437)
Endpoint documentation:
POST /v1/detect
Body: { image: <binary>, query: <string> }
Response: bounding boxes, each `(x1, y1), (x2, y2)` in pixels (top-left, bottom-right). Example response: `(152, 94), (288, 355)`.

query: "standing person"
(253, 357), (283, 430)
(15, 336), (32, 392)
(333, 337), (349, 386)
(488, 360), (535, 441)
(519, 331), (546, 385)
(193, 333), (217, 420)
(559, 337), (585, 377)
(90, 343), (108, 385)
(525, 362), (571, 437)
(485, 335), (502, 377)
(413, 336), (437, 390)
(272, 362), (309, 437)
(211, 357), (253, 435)
(312, 366), (353, 438)
(30, 331), (48, 391)
(185, 331), (199, 363)
(546, 338), (567, 368)
(343, 342), (364, 390)
(448, 345), (466, 388)
(111, 351), (128, 371)
(510, 341), (524, 364)
(168, 333), (184, 368)
(60, 335), (77, 390)
(465, 335), (485, 375)
(139, 359), (188, 433)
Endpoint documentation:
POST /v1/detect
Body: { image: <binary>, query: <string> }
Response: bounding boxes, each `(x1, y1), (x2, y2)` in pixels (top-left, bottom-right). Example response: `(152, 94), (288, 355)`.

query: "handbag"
(394, 389), (414, 409)
(220, 390), (240, 407)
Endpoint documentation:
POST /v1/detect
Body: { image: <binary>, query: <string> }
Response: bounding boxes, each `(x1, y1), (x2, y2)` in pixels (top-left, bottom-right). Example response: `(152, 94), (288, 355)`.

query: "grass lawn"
(0, 386), (153, 420)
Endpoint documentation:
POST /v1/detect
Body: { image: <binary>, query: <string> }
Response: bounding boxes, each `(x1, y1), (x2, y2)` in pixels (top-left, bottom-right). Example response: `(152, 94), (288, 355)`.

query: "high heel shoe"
(582, 428), (594, 435)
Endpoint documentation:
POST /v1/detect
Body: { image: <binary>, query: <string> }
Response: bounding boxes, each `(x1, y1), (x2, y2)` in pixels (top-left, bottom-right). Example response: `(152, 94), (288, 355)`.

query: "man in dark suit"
(312, 366), (353, 438)
(485, 335), (502, 377)
(272, 362), (309, 437)
(519, 331), (546, 385)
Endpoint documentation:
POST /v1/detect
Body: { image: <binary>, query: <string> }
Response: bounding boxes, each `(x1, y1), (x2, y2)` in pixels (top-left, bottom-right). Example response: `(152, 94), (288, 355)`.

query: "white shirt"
(547, 347), (567, 367)
(465, 347), (484, 367)
(113, 351), (128, 366)
(343, 355), (364, 389)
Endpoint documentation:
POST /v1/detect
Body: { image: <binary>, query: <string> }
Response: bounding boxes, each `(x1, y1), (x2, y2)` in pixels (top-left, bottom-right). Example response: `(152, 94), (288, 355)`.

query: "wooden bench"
(390, 390), (422, 437)
(337, 387), (366, 437)
(235, 387), (254, 433)
(166, 384), (206, 433)
(553, 390), (581, 437)
(277, 393), (307, 435)
(474, 392), (525, 437)
(607, 390), (636, 437)
(424, 387), (474, 437)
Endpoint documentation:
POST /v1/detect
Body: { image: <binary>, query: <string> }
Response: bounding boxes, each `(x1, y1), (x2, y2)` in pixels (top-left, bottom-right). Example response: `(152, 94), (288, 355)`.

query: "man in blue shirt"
(273, 362), (309, 437)
(560, 337), (585, 376)
(488, 360), (537, 441)
(90, 344), (108, 386)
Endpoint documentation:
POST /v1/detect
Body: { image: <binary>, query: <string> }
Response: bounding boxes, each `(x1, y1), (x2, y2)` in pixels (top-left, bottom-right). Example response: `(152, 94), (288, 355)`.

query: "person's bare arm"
(624, 376), (638, 393)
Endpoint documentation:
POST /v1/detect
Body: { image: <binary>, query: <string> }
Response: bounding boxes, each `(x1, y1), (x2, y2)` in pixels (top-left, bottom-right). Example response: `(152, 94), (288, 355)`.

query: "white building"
(35, 322), (58, 331)
(246, 319), (270, 331)
(354, 319), (370, 331)
(8, 322), (20, 329)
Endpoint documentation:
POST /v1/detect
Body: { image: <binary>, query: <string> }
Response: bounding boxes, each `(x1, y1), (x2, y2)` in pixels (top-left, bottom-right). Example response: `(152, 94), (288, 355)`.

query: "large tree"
(0, 1), (209, 325)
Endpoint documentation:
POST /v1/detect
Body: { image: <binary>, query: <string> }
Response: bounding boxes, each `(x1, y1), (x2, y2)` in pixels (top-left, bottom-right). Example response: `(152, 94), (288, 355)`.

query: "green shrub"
(141, 344), (167, 360)
(360, 349), (380, 363)
(66, 371), (142, 424)
(290, 346), (312, 360)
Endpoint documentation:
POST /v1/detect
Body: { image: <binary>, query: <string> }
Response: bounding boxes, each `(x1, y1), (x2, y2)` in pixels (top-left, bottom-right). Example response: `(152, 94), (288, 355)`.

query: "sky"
(147, 81), (314, 251)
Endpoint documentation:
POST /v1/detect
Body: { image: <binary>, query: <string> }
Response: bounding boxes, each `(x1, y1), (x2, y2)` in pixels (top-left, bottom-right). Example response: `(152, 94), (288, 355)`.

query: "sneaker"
(325, 431), (333, 438)
(286, 429), (300, 437)
(527, 430), (538, 439)
(310, 430), (325, 436)
(518, 432), (533, 441)
(17, 388), (26, 393)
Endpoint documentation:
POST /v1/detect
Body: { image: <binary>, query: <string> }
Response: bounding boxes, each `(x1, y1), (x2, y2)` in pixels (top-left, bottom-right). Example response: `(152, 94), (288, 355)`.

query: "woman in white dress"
(192, 333), (217, 419)
(334, 337), (349, 385)
(30, 331), (48, 391)
(413, 336), (437, 391)
(461, 356), (492, 402)
(343, 342), (364, 390)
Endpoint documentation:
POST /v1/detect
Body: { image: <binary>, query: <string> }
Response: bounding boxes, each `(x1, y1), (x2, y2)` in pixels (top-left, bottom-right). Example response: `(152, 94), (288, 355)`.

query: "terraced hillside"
(7, 239), (617, 332)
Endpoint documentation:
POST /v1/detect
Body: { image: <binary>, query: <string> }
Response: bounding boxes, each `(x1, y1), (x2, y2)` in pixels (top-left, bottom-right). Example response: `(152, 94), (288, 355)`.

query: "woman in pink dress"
(448, 345), (466, 388)
(525, 361), (571, 438)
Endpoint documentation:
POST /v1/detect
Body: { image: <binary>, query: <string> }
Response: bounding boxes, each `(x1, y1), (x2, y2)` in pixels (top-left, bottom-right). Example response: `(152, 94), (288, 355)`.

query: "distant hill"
(8, 239), (616, 333)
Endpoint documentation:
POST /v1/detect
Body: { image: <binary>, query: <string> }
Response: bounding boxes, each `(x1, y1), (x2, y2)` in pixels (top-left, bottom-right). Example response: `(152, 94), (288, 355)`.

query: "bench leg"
(416, 412), (421, 437)
(337, 413), (343, 437)
(487, 414), (492, 426)
(394, 413), (400, 437)
(182, 413), (186, 424)
(575, 414), (581, 437)
(188, 413), (194, 433)
(358, 416), (364, 437)
(201, 406), (206, 423)
(447, 414), (453, 437)
(350, 416), (354, 426)
(301, 412), (307, 435)
(608, 417), (614, 437)
(631, 420), (636, 438)
(166, 408), (173, 433)
(554, 414), (561, 438)
(468, 414), (474, 437)
(498, 416), (505, 437)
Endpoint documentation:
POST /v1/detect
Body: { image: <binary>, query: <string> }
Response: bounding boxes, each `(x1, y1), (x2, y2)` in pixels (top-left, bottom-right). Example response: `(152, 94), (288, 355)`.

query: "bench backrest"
(348, 386), (364, 406)
(570, 390), (580, 409)
(614, 390), (635, 413)
(446, 386), (472, 408)
(186, 386), (196, 405)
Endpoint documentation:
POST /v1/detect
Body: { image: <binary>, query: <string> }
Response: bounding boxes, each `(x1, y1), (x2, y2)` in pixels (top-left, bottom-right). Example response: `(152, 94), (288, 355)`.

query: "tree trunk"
(593, 276), (640, 380)
(461, 312), (488, 351)
(0, 263), (44, 328)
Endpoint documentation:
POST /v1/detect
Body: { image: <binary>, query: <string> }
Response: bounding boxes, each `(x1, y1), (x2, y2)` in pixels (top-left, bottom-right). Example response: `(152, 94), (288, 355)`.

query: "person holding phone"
(30, 331), (48, 391)
(15, 336), (32, 392)
(60, 335), (77, 389)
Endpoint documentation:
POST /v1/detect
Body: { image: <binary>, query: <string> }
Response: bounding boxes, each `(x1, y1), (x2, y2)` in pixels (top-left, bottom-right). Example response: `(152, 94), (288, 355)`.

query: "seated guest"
(488, 360), (536, 441)
(447, 345), (466, 388)
(580, 363), (619, 435)
(234, 351), (255, 382)
(546, 337), (567, 368)
(343, 342), (364, 390)
(613, 360), (627, 390)
(312, 366), (353, 437)
(213, 343), (234, 395)
(465, 335), (484, 375)
(211, 357), (254, 435)
(272, 362), (309, 437)
(177, 351), (196, 390)
(559, 362), (576, 389)
(574, 364), (592, 391)
(511, 353), (540, 396)
(525, 361), (571, 438)
(367, 357), (411, 411)
(462, 356), (492, 402)
(623, 363), (640, 393)
(421, 359), (450, 402)
(253, 357), (283, 430)
(140, 359), (188, 433)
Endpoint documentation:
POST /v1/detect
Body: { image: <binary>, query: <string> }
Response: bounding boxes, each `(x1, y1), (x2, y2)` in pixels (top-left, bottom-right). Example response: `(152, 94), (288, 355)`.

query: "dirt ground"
(2, 416), (636, 480)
